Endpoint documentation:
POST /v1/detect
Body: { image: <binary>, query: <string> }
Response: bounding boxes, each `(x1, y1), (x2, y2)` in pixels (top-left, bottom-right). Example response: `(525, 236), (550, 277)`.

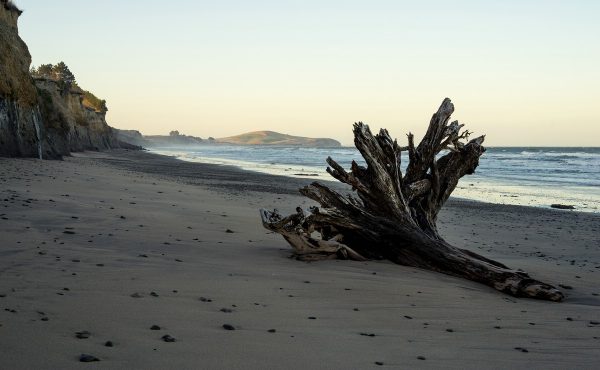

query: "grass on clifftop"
(82, 90), (107, 113)
(2, 0), (22, 14)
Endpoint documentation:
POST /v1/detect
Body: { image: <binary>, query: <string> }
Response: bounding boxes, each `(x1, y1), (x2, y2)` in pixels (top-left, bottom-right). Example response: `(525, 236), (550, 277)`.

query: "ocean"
(150, 146), (600, 213)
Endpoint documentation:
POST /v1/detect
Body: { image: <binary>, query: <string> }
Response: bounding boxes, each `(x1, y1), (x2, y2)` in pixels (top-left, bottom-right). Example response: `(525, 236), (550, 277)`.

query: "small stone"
(199, 297), (212, 302)
(550, 204), (575, 210)
(375, 361), (384, 366)
(222, 324), (236, 331)
(226, 229), (234, 233)
(150, 325), (161, 330)
(161, 334), (176, 342)
(41, 317), (49, 321)
(130, 292), (144, 298)
(75, 331), (91, 339)
(446, 329), (454, 332)
(104, 341), (114, 347)
(417, 356), (426, 360)
(308, 316), (316, 320)
(404, 315), (413, 319)
(220, 308), (233, 313)
(79, 354), (100, 362)
(268, 329), (276, 333)
(590, 321), (599, 325)
(360, 333), (376, 337)
(150, 292), (159, 297)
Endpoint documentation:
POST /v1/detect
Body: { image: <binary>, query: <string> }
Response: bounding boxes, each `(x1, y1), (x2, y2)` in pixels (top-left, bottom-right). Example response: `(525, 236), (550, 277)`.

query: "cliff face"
(0, 2), (125, 159)
(35, 79), (121, 154)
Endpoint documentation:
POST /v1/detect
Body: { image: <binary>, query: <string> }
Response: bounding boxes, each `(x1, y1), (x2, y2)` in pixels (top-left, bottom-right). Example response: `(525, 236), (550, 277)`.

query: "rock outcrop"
(114, 129), (148, 147)
(0, 1), (129, 159)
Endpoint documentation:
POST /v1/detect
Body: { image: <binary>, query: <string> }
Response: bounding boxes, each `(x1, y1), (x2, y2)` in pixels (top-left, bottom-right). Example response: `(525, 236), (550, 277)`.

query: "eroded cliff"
(0, 1), (127, 158)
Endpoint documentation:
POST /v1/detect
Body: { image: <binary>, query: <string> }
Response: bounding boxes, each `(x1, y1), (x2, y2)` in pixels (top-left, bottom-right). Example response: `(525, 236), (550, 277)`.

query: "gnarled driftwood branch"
(260, 98), (563, 302)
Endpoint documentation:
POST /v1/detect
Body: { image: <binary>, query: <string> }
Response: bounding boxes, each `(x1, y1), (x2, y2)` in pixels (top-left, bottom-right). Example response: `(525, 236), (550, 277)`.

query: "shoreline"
(108, 148), (598, 216)
(1, 150), (599, 369)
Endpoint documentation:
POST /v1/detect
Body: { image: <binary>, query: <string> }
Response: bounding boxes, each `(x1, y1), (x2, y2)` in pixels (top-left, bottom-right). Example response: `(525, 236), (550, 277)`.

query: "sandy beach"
(1, 150), (599, 369)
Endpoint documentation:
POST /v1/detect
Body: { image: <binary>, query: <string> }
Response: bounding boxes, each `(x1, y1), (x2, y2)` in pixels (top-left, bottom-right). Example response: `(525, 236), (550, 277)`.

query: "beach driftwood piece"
(260, 98), (564, 301)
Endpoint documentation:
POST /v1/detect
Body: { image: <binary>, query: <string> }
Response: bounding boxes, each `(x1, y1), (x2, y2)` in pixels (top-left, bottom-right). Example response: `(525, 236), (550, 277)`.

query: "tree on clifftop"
(52, 62), (75, 86)
(31, 62), (76, 91)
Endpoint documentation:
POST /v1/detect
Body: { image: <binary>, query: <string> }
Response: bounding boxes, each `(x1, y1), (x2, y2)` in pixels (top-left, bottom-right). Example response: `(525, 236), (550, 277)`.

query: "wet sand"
(1, 150), (599, 369)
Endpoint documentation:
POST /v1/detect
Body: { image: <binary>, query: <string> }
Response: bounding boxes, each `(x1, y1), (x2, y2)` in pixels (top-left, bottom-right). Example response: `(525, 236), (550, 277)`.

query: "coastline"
(146, 146), (600, 213)
(1, 150), (599, 369)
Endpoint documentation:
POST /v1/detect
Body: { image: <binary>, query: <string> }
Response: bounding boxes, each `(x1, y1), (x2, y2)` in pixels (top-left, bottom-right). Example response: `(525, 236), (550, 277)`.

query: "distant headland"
(115, 129), (341, 148)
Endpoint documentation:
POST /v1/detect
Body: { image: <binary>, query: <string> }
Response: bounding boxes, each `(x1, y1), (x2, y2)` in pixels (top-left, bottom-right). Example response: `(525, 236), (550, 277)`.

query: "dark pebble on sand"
(559, 284), (573, 290)
(417, 356), (426, 360)
(151, 325), (161, 330)
(104, 341), (114, 347)
(150, 292), (159, 297)
(590, 321), (599, 325)
(220, 308), (233, 313)
(41, 317), (49, 321)
(199, 297), (212, 302)
(550, 204), (575, 210)
(226, 229), (234, 233)
(404, 315), (413, 319)
(63, 230), (75, 235)
(360, 333), (376, 337)
(268, 329), (276, 333)
(446, 329), (454, 332)
(130, 292), (144, 298)
(75, 331), (91, 339)
(514, 347), (529, 353)
(161, 334), (176, 342)
(222, 324), (236, 331)
(79, 354), (100, 362)
(308, 316), (317, 320)
(375, 361), (384, 366)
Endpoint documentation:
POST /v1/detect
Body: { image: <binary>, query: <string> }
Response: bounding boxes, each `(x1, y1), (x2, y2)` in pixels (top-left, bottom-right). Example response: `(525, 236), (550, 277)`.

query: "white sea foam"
(150, 146), (600, 213)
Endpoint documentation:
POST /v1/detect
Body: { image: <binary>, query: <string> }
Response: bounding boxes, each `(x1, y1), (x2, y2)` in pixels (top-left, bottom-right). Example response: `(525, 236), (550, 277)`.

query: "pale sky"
(17, 0), (600, 146)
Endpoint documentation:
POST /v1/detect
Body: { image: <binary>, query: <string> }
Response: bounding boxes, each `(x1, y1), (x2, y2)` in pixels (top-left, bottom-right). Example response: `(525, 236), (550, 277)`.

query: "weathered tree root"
(260, 98), (563, 302)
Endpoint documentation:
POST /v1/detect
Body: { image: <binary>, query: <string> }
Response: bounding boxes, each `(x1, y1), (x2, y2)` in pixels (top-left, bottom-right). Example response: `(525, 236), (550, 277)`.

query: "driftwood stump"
(260, 98), (563, 302)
